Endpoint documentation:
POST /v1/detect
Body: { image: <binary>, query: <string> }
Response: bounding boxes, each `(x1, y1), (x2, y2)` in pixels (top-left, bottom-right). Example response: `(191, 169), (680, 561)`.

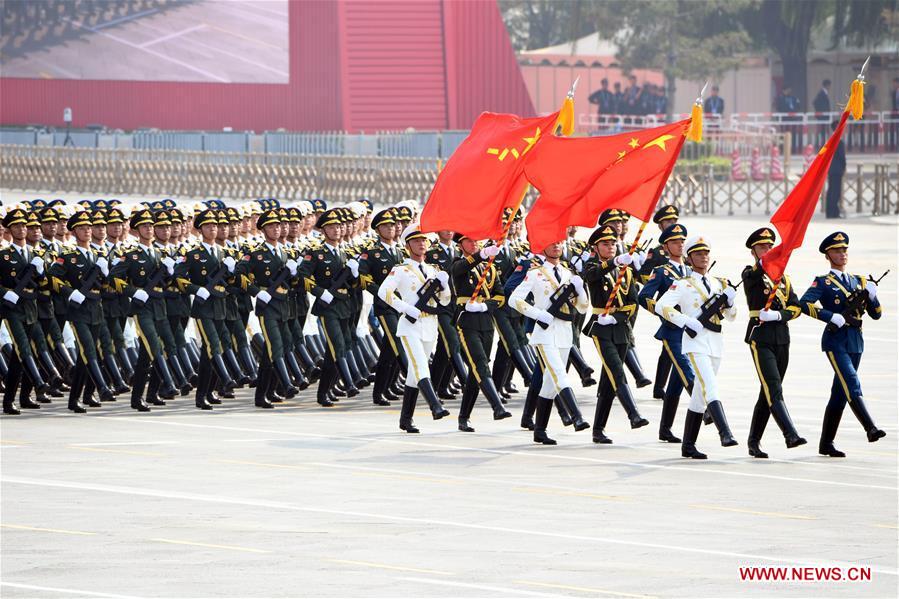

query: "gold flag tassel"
(686, 101), (703, 142)
(846, 56), (869, 121)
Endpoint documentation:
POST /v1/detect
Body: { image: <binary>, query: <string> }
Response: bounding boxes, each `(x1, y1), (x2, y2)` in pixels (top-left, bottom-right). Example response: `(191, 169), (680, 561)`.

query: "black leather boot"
(221, 348), (249, 387)
(616, 383), (649, 428)
(510, 347), (533, 383)
(153, 355), (178, 400)
(86, 358), (115, 402)
(22, 354), (49, 394)
(558, 387), (589, 431)
(194, 355), (213, 410)
(295, 343), (320, 383)
(315, 362), (336, 407)
(336, 356), (360, 398)
(255, 366), (274, 409)
(284, 350), (310, 390)
(533, 397), (556, 445)
(237, 345), (259, 387)
(457, 379), (478, 432)
(747, 399), (770, 458)
(681, 409), (707, 459)
(399, 386), (420, 433)
(554, 395), (573, 427)
(38, 350), (64, 390)
(130, 363), (151, 412)
(624, 347), (652, 388)
(418, 378), (450, 420)
(653, 351), (670, 399)
(210, 353), (237, 393)
(481, 377), (512, 420)
(658, 393), (681, 443)
(103, 353), (130, 396)
(592, 392), (613, 444)
(818, 403), (845, 457)
(706, 400), (738, 447)
(569, 346), (596, 387)
(847, 396), (886, 443)
(165, 354), (190, 396)
(520, 378), (539, 430)
(770, 400), (807, 448)
(272, 357), (299, 398)
(116, 347), (134, 385)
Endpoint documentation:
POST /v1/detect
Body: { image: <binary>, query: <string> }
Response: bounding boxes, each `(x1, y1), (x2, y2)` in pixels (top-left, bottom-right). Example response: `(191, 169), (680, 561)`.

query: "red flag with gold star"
(522, 119), (691, 254)
(420, 110), (569, 240)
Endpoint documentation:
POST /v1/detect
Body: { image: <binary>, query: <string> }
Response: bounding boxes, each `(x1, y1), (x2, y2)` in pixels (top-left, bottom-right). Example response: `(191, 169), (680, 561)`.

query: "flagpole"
(761, 60), (867, 312)
(466, 78), (579, 303)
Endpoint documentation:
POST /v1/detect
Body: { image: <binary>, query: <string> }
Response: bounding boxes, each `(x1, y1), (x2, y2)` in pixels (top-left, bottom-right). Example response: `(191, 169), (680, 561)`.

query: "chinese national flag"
(523, 120), (690, 254)
(420, 110), (567, 240)
(761, 111), (849, 281)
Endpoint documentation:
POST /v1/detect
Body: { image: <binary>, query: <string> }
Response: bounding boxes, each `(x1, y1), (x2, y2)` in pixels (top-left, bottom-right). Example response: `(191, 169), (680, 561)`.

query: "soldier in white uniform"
(655, 236), (738, 459)
(378, 224), (452, 433)
(510, 240), (590, 445)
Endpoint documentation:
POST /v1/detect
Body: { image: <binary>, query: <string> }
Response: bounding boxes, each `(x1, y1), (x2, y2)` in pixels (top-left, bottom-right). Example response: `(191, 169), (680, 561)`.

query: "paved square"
(2, 214), (896, 598)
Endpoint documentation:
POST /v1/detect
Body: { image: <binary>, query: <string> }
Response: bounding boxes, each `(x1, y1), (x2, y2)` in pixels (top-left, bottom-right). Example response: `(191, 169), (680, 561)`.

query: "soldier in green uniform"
(281, 206), (317, 389)
(109, 208), (181, 411)
(47, 210), (117, 412)
(742, 227), (808, 458)
(1, 208), (52, 414)
(219, 207), (258, 389)
(584, 225), (650, 443)
(300, 207), (362, 406)
(425, 229), (468, 399)
(451, 235), (512, 431)
(174, 209), (241, 410)
(359, 207), (405, 405)
(240, 208), (301, 408)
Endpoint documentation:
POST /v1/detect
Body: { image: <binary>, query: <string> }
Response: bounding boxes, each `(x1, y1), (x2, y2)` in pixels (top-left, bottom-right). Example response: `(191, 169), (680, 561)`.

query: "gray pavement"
(1, 214), (897, 598)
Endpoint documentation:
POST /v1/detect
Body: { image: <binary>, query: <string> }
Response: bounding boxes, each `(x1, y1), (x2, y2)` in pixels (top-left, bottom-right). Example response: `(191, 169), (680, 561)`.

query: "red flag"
(761, 111), (849, 281)
(420, 110), (565, 240)
(523, 120), (690, 254)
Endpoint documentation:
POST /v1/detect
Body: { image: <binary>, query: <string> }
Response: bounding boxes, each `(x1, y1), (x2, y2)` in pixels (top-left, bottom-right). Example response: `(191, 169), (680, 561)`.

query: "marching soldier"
(655, 236), (738, 459)
(639, 204), (681, 399)
(742, 227), (807, 458)
(510, 238), (590, 444)
(377, 224), (452, 432)
(300, 207), (361, 406)
(109, 208), (180, 411)
(638, 223), (694, 443)
(799, 232), (886, 457)
(451, 235), (512, 431)
(425, 229), (468, 399)
(175, 209), (241, 410)
(239, 208), (300, 408)
(47, 210), (117, 412)
(359, 207), (404, 406)
(1, 207), (52, 414)
(583, 225), (649, 444)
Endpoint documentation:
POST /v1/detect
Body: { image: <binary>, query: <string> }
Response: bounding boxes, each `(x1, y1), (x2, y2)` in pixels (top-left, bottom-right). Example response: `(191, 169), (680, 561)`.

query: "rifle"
(3, 263), (38, 307)
(824, 270), (889, 332)
(537, 282), (578, 329)
(254, 265), (293, 316)
(684, 278), (743, 338)
(405, 277), (443, 323)
(192, 264), (229, 305)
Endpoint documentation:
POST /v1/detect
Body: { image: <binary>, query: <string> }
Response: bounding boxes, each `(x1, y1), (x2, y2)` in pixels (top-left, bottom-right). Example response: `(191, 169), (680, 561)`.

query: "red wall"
(0, 0), (532, 132)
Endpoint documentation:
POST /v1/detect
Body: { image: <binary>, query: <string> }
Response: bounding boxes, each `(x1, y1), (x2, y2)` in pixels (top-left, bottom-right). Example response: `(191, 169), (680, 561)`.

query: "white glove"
(614, 253), (633, 267)
(829, 313), (846, 328)
(631, 251), (645, 270)
(866, 281), (877, 300)
(596, 313), (616, 326)
(161, 256), (175, 275)
(405, 305), (421, 320)
(723, 286), (736, 306)
(96, 257), (109, 277)
(535, 310), (553, 325)
(464, 301), (486, 313)
(684, 317), (703, 334)
(3, 290), (19, 304)
(758, 309), (781, 322)
(257, 290), (272, 304)
(223, 256), (237, 273)
(29, 256), (45, 275)
(435, 270), (449, 290)
(195, 287), (210, 301)
(69, 289), (86, 304)
(132, 289), (148, 303)
(285, 258), (297, 276)
(479, 244), (501, 259)
(320, 290), (333, 304)
(570, 275), (584, 294)
(346, 258), (359, 278)
(580, 250), (592, 264)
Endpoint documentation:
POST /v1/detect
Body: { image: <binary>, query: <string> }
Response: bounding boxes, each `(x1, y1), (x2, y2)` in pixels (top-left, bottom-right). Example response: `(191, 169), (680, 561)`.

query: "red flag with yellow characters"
(523, 119), (691, 254)
(420, 107), (572, 241)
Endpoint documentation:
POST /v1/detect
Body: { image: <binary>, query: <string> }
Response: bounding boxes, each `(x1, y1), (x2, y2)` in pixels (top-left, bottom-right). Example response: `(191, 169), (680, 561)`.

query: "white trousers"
(399, 334), (437, 387)
(686, 352), (721, 412)
(533, 344), (572, 398)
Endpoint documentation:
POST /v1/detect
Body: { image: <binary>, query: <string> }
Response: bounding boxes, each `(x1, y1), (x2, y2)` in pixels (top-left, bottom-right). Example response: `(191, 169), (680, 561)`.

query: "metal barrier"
(2, 145), (895, 216)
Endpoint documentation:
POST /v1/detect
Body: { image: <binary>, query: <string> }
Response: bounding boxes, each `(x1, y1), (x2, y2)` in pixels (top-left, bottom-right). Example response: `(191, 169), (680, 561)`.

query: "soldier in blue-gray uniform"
(799, 232), (886, 458)
(637, 223), (694, 443)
